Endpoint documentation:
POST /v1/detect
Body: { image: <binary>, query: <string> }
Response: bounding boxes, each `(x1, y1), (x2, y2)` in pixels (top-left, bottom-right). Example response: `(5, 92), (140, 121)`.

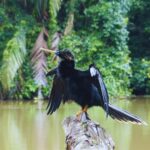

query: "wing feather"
(47, 75), (64, 114)
(90, 66), (109, 116)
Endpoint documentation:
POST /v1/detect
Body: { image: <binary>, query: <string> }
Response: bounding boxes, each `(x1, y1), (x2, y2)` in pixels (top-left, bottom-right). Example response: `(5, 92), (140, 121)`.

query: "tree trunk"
(63, 113), (115, 150)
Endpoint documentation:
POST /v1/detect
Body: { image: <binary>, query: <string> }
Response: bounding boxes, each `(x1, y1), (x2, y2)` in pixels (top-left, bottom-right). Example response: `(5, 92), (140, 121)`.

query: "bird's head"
(55, 49), (74, 61)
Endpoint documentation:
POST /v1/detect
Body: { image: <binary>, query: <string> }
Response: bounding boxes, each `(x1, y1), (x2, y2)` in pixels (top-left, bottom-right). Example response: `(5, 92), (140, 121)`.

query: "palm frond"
(0, 28), (26, 90)
(31, 27), (48, 87)
(64, 13), (74, 35)
(36, 0), (49, 19)
(50, 31), (62, 50)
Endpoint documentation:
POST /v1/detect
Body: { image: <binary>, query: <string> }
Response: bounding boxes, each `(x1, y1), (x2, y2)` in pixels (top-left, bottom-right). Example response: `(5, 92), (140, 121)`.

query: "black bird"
(47, 49), (146, 125)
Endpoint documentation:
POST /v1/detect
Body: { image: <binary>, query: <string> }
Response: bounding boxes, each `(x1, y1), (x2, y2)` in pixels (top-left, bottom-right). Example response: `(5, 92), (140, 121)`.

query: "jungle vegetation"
(0, 0), (149, 100)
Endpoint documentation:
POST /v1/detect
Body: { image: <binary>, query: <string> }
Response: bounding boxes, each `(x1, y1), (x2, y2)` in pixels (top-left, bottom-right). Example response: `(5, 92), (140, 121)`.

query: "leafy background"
(0, 0), (149, 100)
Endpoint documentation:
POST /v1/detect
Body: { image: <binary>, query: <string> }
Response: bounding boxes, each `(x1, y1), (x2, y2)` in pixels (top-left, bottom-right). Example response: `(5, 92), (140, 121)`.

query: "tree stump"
(63, 113), (115, 150)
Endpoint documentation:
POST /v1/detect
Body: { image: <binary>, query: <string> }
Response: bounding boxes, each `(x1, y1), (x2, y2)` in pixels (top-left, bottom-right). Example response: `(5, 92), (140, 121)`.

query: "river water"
(0, 97), (150, 150)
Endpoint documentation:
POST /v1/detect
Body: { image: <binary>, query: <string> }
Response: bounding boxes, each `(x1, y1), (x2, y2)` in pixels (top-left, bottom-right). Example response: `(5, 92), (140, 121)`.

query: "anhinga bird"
(46, 49), (146, 125)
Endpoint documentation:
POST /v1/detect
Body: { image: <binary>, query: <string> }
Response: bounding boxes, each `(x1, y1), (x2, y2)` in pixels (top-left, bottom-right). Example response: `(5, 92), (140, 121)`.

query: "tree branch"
(63, 113), (115, 150)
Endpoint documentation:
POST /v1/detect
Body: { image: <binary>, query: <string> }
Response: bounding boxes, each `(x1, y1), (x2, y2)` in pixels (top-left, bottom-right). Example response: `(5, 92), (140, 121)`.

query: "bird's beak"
(40, 48), (55, 53)
(40, 48), (58, 62)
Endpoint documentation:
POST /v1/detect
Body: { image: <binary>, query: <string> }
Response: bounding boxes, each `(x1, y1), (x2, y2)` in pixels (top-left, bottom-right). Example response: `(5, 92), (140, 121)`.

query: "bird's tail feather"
(108, 104), (147, 125)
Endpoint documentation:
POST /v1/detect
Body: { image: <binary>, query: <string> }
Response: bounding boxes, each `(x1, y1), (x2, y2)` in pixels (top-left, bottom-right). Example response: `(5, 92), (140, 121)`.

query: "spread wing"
(90, 66), (109, 116)
(47, 75), (65, 115)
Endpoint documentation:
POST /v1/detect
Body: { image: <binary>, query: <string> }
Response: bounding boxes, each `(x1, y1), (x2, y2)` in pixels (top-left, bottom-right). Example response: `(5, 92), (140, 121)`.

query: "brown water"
(0, 97), (150, 150)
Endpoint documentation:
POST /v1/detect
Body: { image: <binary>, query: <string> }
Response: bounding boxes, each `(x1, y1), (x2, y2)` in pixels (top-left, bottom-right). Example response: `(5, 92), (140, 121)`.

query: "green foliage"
(0, 7), (15, 64)
(0, 27), (26, 90)
(131, 59), (150, 95)
(0, 0), (149, 100)
(48, 0), (62, 33)
(0, 2), (41, 99)
(128, 0), (150, 58)
(128, 0), (150, 94)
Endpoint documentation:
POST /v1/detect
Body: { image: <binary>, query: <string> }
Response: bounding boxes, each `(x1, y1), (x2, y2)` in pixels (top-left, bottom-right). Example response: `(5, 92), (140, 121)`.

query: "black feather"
(91, 68), (109, 116)
(47, 75), (64, 114)
(108, 104), (147, 125)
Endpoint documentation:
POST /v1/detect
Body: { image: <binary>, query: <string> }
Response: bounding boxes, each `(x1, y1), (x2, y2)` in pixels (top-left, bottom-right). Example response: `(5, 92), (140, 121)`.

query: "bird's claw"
(76, 111), (90, 122)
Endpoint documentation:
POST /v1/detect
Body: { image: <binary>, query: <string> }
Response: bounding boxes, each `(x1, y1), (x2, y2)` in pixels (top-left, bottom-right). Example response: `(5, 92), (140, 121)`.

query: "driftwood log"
(63, 113), (115, 150)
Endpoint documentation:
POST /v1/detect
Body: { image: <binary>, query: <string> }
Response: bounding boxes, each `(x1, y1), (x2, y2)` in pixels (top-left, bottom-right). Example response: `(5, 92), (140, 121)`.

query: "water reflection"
(0, 97), (150, 150)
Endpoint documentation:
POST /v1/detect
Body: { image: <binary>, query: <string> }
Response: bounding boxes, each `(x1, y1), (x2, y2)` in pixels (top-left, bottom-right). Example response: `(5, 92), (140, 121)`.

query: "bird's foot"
(76, 110), (82, 117)
(76, 111), (90, 122)
(76, 106), (89, 121)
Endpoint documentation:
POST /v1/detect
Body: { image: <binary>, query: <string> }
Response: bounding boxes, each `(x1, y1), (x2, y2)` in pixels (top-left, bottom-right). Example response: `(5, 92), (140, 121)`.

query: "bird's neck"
(58, 60), (75, 77)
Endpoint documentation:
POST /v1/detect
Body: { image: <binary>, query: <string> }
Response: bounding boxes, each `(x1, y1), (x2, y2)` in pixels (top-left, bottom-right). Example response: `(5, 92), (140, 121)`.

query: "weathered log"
(63, 113), (115, 150)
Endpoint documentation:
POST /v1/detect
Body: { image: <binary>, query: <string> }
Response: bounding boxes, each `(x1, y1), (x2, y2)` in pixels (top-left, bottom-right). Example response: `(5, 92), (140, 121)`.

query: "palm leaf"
(64, 0), (75, 35)
(0, 28), (26, 90)
(31, 27), (48, 87)
(36, 0), (49, 19)
(50, 31), (62, 50)
(49, 0), (62, 17)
